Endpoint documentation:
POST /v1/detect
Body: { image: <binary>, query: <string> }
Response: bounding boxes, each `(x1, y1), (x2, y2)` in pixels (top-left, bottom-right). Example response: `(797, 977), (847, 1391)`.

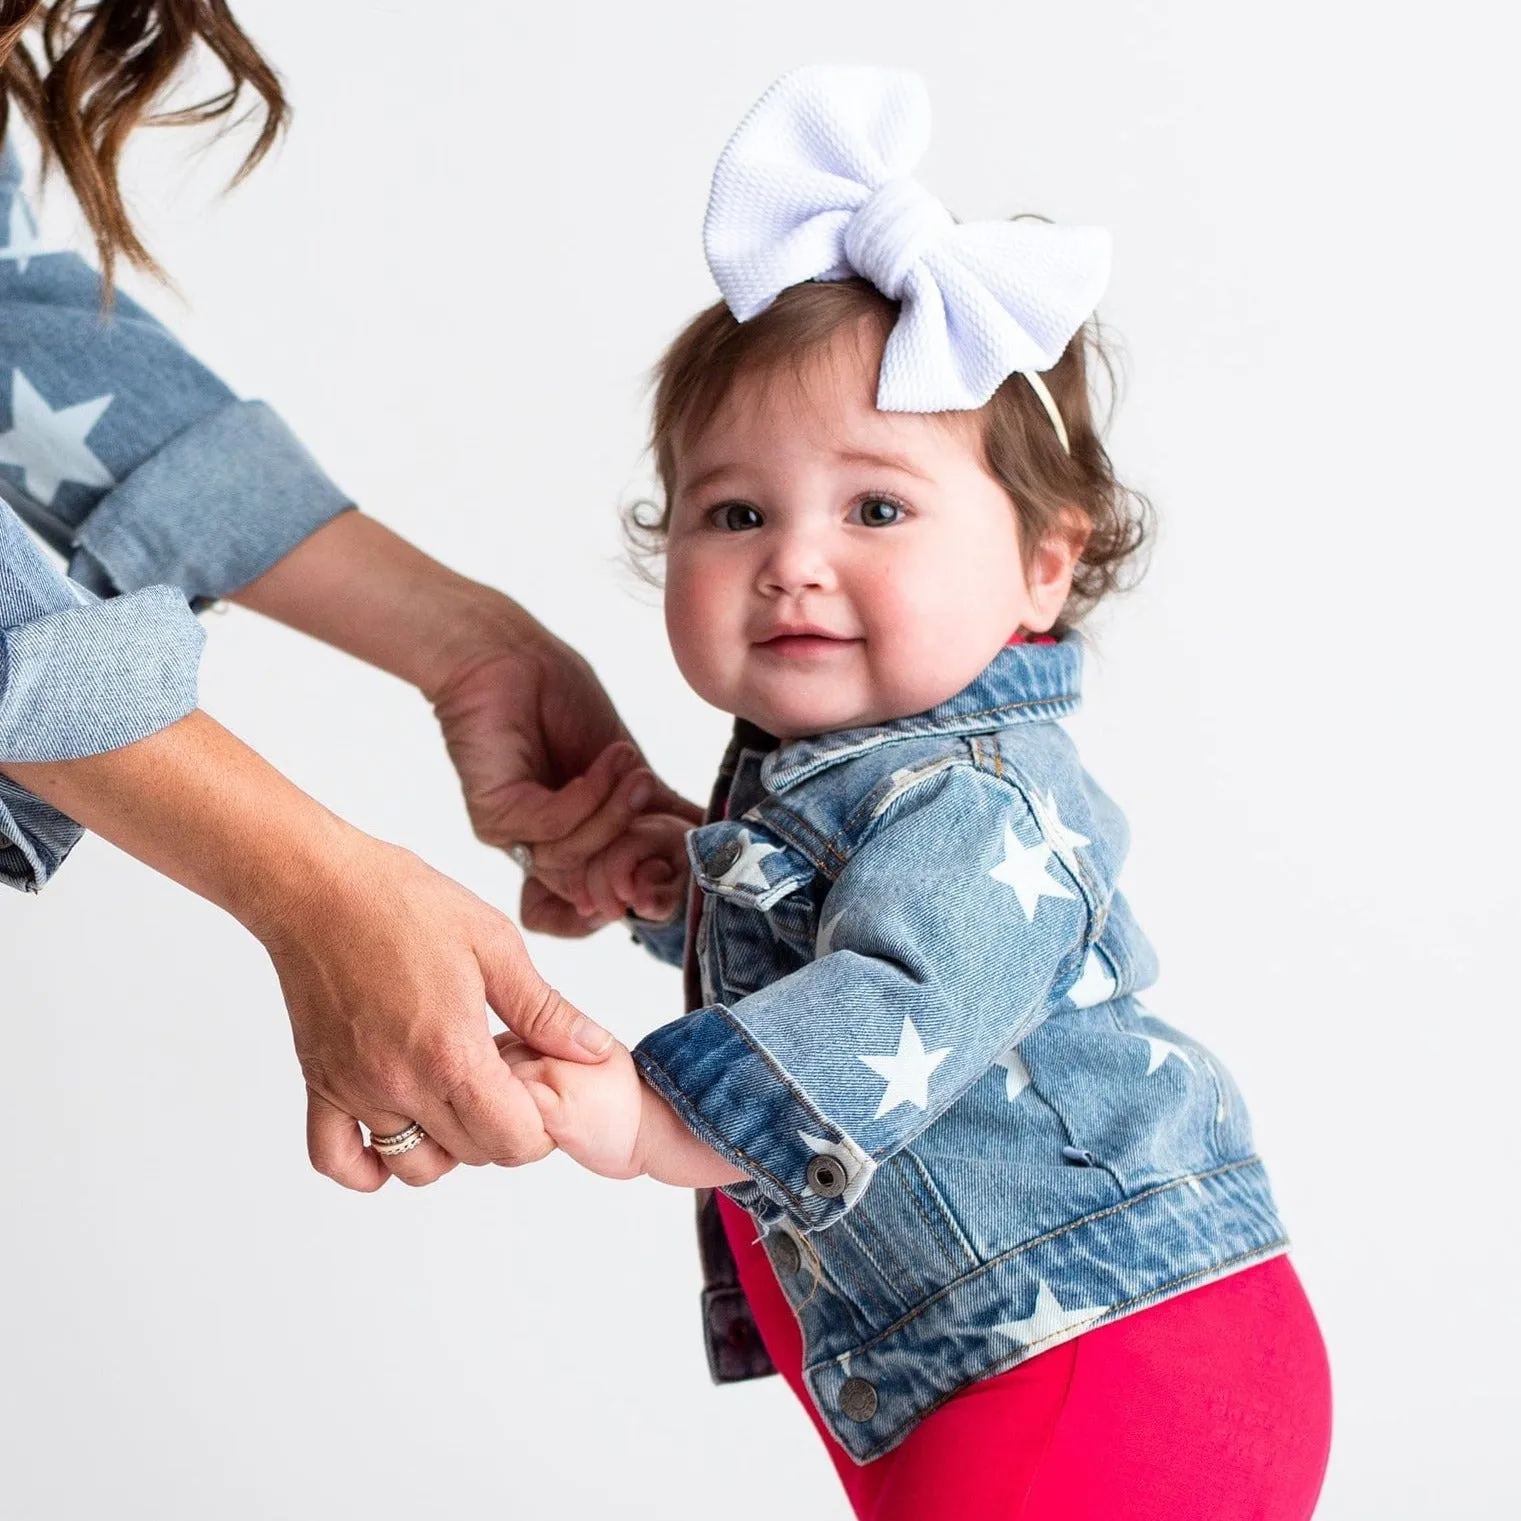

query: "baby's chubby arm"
(497, 1035), (745, 1188)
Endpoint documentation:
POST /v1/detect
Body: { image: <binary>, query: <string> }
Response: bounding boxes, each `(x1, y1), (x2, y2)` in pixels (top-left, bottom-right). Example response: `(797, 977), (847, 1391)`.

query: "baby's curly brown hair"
(635, 278), (1152, 633)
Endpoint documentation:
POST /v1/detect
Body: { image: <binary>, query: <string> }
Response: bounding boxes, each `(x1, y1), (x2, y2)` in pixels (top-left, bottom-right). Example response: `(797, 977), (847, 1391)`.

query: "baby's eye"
(710, 501), (764, 531)
(852, 496), (905, 528)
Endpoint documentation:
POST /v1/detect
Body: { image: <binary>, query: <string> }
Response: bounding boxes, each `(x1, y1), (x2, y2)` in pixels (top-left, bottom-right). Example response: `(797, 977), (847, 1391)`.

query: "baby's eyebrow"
(679, 462), (744, 498)
(832, 448), (936, 482)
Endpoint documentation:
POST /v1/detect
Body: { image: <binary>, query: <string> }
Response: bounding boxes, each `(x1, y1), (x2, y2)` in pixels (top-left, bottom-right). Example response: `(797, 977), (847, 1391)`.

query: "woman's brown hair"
(0, 0), (286, 288)
(642, 279), (1153, 631)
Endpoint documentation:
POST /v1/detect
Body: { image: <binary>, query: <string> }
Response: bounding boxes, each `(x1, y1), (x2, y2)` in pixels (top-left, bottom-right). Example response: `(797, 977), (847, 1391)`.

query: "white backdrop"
(3, 3), (1517, 1517)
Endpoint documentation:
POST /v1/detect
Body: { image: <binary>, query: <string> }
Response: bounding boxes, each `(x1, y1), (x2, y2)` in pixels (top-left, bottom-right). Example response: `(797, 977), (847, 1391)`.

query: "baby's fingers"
(529, 765), (660, 913)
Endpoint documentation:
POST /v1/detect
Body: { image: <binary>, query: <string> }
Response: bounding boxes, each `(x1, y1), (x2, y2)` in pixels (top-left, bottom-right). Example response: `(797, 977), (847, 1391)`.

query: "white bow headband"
(703, 66), (1111, 452)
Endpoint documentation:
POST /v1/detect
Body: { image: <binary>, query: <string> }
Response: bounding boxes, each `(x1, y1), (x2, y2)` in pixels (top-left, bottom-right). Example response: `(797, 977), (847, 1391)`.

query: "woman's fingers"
(307, 1089), (389, 1192)
(519, 876), (609, 938)
(307, 1088), (458, 1188)
(497, 741), (639, 852)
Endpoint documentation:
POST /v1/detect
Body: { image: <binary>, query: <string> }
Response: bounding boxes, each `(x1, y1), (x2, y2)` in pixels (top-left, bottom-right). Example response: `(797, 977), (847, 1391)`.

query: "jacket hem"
(797, 1156), (1287, 1462)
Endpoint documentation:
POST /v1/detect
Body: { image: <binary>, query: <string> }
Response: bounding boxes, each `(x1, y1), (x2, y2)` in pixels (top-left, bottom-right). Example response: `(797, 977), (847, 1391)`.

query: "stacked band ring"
(370, 1122), (426, 1157)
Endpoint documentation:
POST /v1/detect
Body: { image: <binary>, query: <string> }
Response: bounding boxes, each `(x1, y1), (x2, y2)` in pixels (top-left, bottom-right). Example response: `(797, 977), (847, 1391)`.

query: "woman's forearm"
(232, 509), (536, 699)
(0, 709), (355, 939)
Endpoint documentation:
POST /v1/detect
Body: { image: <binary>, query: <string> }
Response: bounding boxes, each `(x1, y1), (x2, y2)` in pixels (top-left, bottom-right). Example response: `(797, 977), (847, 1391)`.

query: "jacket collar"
(753, 635), (1084, 794)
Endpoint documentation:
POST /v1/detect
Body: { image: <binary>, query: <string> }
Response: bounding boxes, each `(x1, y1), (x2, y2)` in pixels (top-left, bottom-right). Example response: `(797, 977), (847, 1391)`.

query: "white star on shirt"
(0, 369), (114, 506)
(989, 820), (1076, 922)
(860, 1016), (951, 1119)
(0, 198), (46, 275)
(1130, 1033), (1195, 1076)
(995, 1047), (1031, 1103)
(992, 1281), (1108, 1346)
(1066, 949), (1117, 1009)
(715, 828), (780, 891)
(1039, 790), (1091, 854)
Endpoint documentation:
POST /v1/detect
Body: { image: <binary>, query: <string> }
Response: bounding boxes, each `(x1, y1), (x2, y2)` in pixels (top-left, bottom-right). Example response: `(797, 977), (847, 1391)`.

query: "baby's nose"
(758, 528), (837, 595)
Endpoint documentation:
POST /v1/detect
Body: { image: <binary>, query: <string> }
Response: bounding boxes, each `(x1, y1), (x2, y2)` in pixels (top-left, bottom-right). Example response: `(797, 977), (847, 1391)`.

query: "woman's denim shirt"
(631, 639), (1287, 1461)
(0, 138), (348, 890)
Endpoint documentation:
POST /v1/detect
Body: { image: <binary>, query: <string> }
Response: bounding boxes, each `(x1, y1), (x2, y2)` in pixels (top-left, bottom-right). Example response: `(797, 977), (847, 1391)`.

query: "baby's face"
(663, 327), (1070, 739)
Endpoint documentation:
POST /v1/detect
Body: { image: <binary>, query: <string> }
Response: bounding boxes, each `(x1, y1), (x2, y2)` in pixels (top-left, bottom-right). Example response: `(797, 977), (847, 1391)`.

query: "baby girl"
(502, 67), (1331, 1521)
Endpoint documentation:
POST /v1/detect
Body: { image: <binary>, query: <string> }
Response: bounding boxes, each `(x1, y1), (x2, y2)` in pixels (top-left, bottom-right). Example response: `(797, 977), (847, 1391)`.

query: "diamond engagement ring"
(370, 1121), (426, 1158)
(506, 842), (535, 874)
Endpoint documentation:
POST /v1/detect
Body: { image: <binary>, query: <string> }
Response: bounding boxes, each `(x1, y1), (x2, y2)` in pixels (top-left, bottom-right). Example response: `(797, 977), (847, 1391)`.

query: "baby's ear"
(1023, 508), (1090, 632)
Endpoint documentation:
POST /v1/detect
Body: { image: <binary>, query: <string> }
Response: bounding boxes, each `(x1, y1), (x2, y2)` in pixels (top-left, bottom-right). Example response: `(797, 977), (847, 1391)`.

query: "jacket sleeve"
(0, 500), (205, 890)
(0, 140), (351, 605)
(633, 763), (1096, 1231)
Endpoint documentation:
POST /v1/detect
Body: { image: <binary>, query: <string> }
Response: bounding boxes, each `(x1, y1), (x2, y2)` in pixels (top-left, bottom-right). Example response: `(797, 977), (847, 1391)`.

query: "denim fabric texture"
(0, 138), (351, 889)
(632, 638), (1287, 1461)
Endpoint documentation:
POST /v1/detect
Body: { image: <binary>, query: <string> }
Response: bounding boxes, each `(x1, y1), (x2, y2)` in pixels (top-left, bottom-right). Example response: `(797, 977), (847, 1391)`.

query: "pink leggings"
(718, 1195), (1332, 1520)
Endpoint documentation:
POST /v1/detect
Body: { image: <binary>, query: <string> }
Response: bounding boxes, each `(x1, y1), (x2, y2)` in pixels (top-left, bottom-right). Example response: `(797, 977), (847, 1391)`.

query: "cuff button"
(806, 1155), (847, 1198)
(839, 1378), (878, 1423)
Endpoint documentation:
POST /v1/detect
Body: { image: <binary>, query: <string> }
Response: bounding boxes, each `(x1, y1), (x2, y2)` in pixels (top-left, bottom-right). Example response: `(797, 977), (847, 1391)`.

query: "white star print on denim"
(0, 370), (114, 507)
(996, 1048), (1032, 1103)
(993, 1281), (1108, 1347)
(0, 198), (47, 275)
(989, 819), (1076, 921)
(861, 1016), (952, 1119)
(1131, 1033), (1195, 1075)
(1037, 788), (1091, 856)
(1066, 948), (1117, 1008)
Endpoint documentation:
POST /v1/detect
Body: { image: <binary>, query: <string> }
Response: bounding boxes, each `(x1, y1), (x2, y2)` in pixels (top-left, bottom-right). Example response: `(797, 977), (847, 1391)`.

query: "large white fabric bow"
(704, 66), (1112, 416)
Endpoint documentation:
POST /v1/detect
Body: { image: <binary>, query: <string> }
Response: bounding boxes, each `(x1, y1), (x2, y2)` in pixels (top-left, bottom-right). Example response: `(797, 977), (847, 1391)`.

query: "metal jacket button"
(839, 1378), (878, 1422)
(708, 839), (743, 877)
(806, 1155), (848, 1198)
(769, 1232), (801, 1276)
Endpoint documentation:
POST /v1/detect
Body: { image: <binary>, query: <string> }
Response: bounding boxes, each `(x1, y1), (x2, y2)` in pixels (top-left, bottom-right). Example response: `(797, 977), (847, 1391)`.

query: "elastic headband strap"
(1022, 372), (1071, 455)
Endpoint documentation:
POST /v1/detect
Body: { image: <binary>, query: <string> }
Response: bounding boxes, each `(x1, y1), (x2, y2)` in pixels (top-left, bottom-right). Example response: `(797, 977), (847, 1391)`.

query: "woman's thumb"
(479, 917), (613, 1062)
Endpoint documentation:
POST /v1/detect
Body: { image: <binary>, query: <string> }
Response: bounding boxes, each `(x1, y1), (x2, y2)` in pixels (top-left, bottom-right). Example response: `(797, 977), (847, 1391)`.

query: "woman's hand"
(426, 629), (699, 934)
(266, 833), (613, 1189)
(2, 712), (613, 1191)
(235, 511), (702, 936)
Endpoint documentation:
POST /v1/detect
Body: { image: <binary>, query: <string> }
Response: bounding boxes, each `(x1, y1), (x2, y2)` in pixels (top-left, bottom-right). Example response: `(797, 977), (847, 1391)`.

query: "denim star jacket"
(0, 137), (349, 891)
(630, 639), (1287, 1461)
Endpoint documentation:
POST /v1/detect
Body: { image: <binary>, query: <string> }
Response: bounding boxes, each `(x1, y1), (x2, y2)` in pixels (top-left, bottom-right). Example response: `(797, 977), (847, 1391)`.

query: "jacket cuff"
(0, 585), (205, 763)
(0, 777), (82, 891)
(633, 1004), (877, 1232)
(70, 400), (351, 602)
(627, 906), (688, 967)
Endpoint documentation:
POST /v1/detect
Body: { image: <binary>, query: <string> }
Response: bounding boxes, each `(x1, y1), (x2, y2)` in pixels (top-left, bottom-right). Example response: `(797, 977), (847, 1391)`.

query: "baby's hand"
(518, 741), (694, 934)
(580, 810), (692, 928)
(497, 1033), (647, 1179)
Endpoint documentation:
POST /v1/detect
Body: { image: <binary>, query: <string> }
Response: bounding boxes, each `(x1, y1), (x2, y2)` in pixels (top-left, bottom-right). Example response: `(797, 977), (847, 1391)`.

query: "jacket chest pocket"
(689, 821), (821, 1001)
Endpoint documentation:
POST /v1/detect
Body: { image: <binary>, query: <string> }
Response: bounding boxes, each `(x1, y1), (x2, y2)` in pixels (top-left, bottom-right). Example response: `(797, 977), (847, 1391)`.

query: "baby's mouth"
(754, 627), (858, 659)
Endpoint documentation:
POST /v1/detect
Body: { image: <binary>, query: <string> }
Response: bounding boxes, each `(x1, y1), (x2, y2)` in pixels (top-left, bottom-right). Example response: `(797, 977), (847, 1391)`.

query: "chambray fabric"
(0, 137), (351, 890)
(632, 639), (1287, 1461)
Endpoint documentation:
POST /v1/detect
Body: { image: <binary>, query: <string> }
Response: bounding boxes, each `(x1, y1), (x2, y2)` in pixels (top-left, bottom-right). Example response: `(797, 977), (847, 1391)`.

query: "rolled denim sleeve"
(0, 501), (205, 890)
(633, 766), (1095, 1232)
(0, 141), (350, 603)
